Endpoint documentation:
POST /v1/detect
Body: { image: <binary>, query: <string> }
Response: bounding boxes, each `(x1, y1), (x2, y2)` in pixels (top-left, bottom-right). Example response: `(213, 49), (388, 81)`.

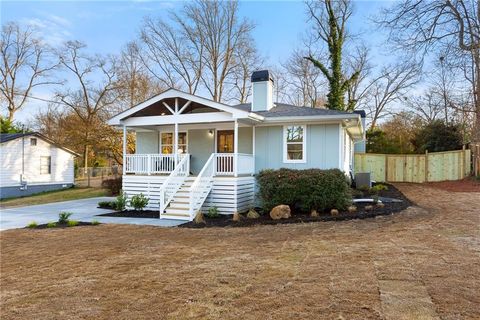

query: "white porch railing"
(189, 153), (215, 218)
(125, 154), (187, 175)
(159, 154), (190, 215)
(215, 153), (254, 176)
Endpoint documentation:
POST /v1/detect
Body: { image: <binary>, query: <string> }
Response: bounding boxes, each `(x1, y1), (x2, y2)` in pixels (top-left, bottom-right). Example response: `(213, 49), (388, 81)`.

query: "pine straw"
(1, 184), (479, 320)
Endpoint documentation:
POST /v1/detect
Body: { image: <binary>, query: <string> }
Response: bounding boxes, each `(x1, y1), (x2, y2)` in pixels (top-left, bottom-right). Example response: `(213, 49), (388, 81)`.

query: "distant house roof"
(0, 132), (79, 156)
(231, 102), (355, 118)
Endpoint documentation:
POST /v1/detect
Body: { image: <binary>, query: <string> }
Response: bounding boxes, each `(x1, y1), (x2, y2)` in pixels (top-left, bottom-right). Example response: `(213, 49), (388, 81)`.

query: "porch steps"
(161, 176), (211, 220)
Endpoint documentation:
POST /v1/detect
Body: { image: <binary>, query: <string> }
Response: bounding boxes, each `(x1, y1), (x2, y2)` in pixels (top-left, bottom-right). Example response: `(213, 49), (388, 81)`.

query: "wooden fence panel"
(355, 148), (471, 183)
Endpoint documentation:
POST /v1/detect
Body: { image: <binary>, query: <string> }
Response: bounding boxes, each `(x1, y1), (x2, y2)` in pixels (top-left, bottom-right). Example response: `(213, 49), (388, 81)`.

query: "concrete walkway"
(0, 197), (185, 231)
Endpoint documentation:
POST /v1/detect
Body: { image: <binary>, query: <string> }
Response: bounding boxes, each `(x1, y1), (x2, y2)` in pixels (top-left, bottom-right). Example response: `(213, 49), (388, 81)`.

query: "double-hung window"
(283, 125), (306, 163)
(40, 156), (51, 174)
(161, 132), (187, 154)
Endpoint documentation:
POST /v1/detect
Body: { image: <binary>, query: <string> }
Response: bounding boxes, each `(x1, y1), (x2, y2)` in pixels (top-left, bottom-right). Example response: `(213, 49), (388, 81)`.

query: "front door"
(216, 130), (234, 174)
(217, 130), (234, 153)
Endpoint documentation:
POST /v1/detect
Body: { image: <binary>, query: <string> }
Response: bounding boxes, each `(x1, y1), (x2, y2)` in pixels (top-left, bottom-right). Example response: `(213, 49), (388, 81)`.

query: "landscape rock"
(365, 205), (374, 211)
(376, 202), (385, 208)
(270, 205), (291, 220)
(310, 209), (319, 217)
(247, 209), (260, 219)
(347, 205), (357, 213)
(232, 212), (243, 222)
(330, 209), (339, 216)
(194, 211), (205, 224)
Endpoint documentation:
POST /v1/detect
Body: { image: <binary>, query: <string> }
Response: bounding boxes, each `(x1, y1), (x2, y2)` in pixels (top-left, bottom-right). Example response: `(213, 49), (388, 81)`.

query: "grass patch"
(46, 222), (57, 228)
(67, 220), (79, 227)
(0, 187), (108, 208)
(26, 221), (38, 229)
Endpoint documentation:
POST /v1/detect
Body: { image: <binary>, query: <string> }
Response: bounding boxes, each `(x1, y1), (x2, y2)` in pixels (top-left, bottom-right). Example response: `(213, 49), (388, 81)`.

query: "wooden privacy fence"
(354, 148), (471, 183)
(472, 143), (480, 176)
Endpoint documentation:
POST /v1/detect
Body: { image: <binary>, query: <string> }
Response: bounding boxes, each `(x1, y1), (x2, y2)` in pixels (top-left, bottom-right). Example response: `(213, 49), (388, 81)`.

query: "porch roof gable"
(108, 88), (258, 126)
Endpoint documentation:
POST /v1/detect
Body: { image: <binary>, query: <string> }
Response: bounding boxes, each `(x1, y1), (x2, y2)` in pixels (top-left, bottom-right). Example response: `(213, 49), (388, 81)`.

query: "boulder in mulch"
(270, 205), (291, 220)
(247, 209), (260, 219)
(232, 212), (243, 222)
(310, 209), (319, 217)
(348, 205), (357, 213)
(194, 211), (205, 224)
(330, 209), (339, 216)
(365, 205), (374, 211)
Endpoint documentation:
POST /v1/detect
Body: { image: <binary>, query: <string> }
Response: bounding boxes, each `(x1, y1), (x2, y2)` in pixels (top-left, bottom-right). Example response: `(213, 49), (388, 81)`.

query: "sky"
(1, 0), (392, 123)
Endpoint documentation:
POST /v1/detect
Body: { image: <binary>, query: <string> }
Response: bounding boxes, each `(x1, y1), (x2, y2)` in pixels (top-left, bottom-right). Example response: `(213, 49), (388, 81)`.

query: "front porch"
(113, 93), (259, 220)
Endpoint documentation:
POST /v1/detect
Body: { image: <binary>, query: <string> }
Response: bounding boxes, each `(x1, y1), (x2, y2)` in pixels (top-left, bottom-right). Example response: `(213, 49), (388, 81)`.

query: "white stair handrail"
(189, 153), (215, 219)
(159, 154), (190, 215)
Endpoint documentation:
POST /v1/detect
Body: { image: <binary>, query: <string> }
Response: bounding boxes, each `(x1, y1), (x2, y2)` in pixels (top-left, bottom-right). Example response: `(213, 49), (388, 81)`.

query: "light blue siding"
(254, 124), (340, 173)
(239, 127), (253, 154)
(189, 129), (215, 174)
(136, 132), (159, 154)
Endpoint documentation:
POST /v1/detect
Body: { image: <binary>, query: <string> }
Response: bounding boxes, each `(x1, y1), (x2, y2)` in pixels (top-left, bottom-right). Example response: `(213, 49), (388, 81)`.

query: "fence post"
(460, 145), (465, 178)
(384, 155), (388, 182)
(425, 150), (429, 182)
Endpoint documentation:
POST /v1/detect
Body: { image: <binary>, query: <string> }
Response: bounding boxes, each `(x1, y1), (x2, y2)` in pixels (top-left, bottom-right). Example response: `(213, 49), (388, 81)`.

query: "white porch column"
(234, 119), (238, 177)
(252, 125), (255, 174)
(122, 124), (127, 175)
(174, 98), (179, 163)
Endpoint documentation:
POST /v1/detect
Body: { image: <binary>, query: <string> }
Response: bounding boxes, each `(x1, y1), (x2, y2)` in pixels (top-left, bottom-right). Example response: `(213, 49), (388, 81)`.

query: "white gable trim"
(108, 88), (253, 125)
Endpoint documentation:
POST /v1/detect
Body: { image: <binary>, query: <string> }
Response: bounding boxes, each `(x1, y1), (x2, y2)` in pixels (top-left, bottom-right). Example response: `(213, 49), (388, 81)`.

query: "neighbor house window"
(283, 125), (306, 163)
(40, 156), (51, 174)
(161, 132), (187, 154)
(30, 138), (37, 146)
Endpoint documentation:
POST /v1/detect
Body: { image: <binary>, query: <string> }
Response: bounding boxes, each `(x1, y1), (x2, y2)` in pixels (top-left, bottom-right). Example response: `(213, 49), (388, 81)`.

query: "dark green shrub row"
(256, 168), (352, 213)
(98, 201), (116, 209)
(101, 177), (122, 196)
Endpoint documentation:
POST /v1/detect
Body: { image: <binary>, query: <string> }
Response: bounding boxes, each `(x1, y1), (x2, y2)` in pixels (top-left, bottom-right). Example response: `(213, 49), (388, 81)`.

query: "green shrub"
(370, 184), (388, 194)
(101, 177), (122, 195)
(115, 192), (127, 211)
(206, 206), (219, 218)
(91, 220), (100, 225)
(67, 220), (79, 227)
(47, 222), (57, 228)
(26, 221), (38, 228)
(257, 168), (352, 213)
(58, 212), (73, 224)
(98, 201), (116, 209)
(130, 193), (149, 211)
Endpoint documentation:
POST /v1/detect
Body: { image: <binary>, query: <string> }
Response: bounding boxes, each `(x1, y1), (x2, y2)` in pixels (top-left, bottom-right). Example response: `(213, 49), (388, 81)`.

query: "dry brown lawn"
(1, 184), (479, 319)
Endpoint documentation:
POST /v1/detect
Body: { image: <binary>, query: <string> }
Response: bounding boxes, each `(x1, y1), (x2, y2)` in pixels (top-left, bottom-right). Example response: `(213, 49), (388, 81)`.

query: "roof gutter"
(261, 113), (361, 123)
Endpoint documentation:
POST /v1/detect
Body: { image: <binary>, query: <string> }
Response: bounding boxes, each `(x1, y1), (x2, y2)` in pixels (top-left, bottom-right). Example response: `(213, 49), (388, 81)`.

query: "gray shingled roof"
(231, 103), (355, 118)
(0, 133), (34, 143)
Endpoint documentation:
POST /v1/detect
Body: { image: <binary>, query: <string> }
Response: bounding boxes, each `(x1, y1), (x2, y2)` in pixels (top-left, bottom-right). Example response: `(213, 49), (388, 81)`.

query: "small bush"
(257, 168), (352, 213)
(206, 206), (219, 218)
(371, 184), (388, 194)
(58, 212), (73, 224)
(130, 193), (149, 211)
(115, 192), (127, 211)
(27, 221), (38, 228)
(98, 201), (116, 209)
(67, 220), (79, 227)
(91, 220), (100, 225)
(47, 222), (57, 228)
(101, 177), (122, 195)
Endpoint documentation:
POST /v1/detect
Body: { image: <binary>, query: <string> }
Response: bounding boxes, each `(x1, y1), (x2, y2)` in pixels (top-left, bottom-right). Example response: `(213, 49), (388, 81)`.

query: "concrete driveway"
(0, 197), (185, 230)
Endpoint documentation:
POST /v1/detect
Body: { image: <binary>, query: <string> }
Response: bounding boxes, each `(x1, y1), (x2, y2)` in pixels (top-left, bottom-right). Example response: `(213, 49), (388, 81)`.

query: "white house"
(108, 70), (366, 221)
(0, 132), (77, 199)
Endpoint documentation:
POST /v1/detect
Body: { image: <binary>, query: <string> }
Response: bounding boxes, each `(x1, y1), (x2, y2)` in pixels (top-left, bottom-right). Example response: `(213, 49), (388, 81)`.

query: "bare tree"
(227, 35), (262, 104)
(116, 41), (164, 111)
(55, 41), (120, 170)
(141, 17), (203, 94)
(345, 45), (372, 111)
(0, 22), (58, 121)
(282, 49), (326, 107)
(140, 0), (255, 103)
(360, 61), (421, 129)
(378, 0), (480, 140)
(303, 0), (361, 110)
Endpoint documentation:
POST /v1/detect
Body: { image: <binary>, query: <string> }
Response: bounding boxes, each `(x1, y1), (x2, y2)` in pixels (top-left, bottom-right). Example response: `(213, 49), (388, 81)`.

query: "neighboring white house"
(108, 70), (366, 221)
(0, 132), (77, 199)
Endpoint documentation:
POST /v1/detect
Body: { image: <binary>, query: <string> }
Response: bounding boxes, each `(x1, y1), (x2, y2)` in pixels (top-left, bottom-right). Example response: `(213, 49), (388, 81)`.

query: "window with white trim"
(40, 156), (51, 174)
(30, 138), (37, 146)
(283, 125), (306, 163)
(161, 132), (187, 154)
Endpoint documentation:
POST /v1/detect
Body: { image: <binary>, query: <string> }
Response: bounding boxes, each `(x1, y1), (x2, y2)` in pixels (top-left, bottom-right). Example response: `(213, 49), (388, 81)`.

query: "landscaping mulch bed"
(181, 183), (414, 228)
(98, 210), (160, 219)
(27, 222), (99, 229)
